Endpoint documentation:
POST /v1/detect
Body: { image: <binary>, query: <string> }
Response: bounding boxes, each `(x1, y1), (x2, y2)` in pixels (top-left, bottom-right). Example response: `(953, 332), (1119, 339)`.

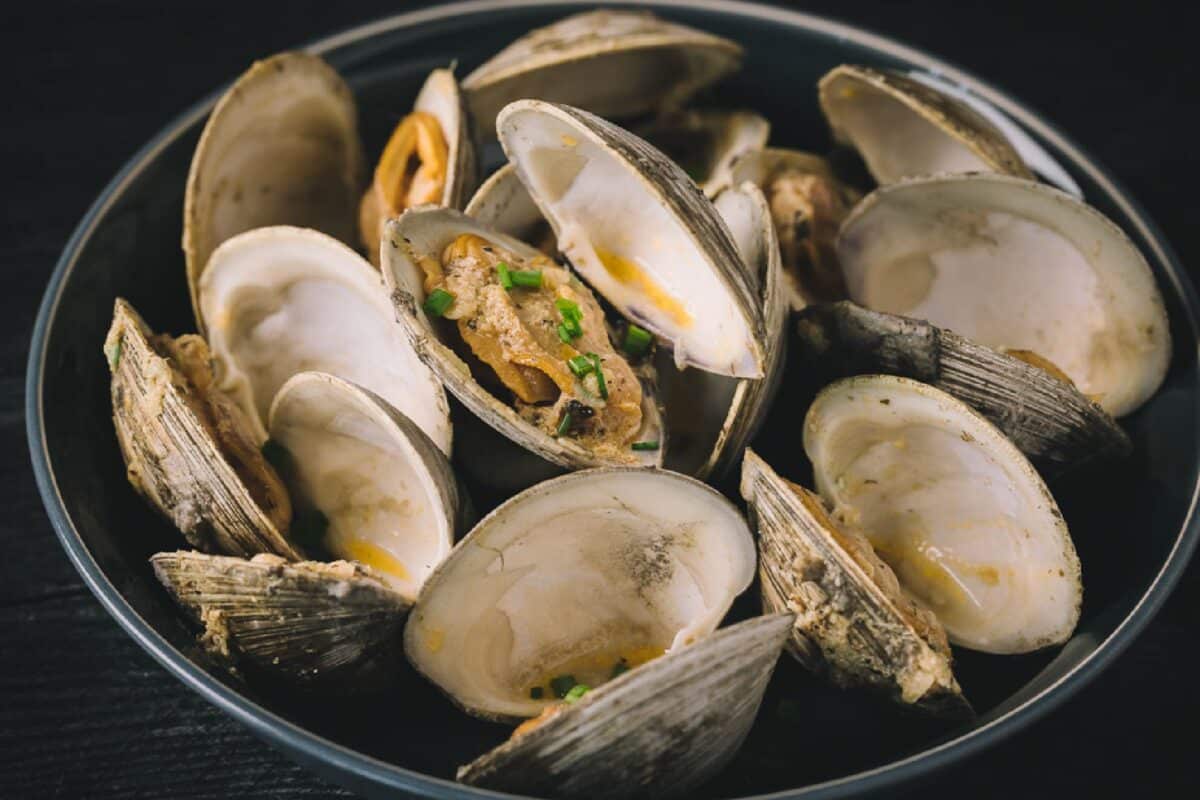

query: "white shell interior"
(804, 376), (1081, 654)
(198, 226), (452, 451)
(839, 174), (1171, 417)
(406, 469), (755, 719)
(499, 102), (762, 377)
(268, 374), (453, 600)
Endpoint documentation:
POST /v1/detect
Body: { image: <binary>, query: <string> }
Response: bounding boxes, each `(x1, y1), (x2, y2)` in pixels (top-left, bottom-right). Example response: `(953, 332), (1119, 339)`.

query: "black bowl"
(26, 1), (1200, 798)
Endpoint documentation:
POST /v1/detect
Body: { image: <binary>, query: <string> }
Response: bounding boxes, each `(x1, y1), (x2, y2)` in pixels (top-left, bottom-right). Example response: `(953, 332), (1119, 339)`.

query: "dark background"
(3, 1), (1197, 797)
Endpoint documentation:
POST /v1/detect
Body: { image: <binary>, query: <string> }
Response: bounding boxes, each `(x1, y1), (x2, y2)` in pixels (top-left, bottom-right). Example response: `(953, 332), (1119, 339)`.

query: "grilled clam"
(404, 468), (757, 721)
(152, 551), (408, 686)
(638, 109), (770, 197)
(741, 450), (968, 716)
(198, 225), (452, 452)
(805, 376), (1082, 653)
(266, 372), (468, 602)
(818, 64), (1032, 184)
(794, 302), (1131, 475)
(359, 68), (477, 265)
(838, 173), (1171, 417)
(458, 613), (792, 799)
(184, 52), (364, 329)
(463, 9), (742, 140)
(105, 298), (298, 559)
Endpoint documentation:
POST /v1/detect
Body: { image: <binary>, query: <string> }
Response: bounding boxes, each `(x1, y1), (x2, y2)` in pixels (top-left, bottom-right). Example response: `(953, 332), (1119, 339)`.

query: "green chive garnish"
(587, 353), (607, 399)
(555, 298), (582, 321)
(558, 324), (574, 344)
(290, 507), (329, 550)
(555, 411), (573, 437)
(550, 675), (577, 698)
(611, 659), (630, 678)
(567, 355), (594, 377)
(104, 338), (123, 370)
(496, 262), (513, 289)
(261, 439), (290, 471)
(529, 686), (544, 700)
(631, 440), (660, 452)
(622, 324), (653, 357)
(510, 269), (543, 288)
(563, 684), (591, 703)
(423, 288), (455, 317)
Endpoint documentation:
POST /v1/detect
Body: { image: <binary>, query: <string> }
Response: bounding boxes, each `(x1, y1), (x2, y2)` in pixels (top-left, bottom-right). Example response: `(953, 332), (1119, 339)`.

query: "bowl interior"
(32, 2), (1200, 798)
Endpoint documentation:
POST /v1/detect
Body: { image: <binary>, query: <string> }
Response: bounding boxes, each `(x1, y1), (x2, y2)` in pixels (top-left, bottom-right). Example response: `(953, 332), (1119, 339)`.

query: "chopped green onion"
(555, 298), (582, 321)
(550, 675), (577, 698)
(529, 686), (544, 700)
(496, 262), (513, 289)
(563, 684), (591, 703)
(555, 411), (573, 437)
(104, 338), (123, 370)
(587, 353), (607, 399)
(261, 439), (290, 471)
(290, 507), (328, 550)
(622, 324), (653, 357)
(611, 659), (630, 678)
(510, 269), (543, 288)
(631, 440), (660, 452)
(423, 288), (455, 317)
(565, 318), (583, 338)
(567, 355), (594, 377)
(557, 324), (574, 344)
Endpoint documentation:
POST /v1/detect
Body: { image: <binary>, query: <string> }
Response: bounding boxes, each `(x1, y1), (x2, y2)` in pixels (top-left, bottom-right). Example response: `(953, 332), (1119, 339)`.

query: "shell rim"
(26, 1), (1200, 799)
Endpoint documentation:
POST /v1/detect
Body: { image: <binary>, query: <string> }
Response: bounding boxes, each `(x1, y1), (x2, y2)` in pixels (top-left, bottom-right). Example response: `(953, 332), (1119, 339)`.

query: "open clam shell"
(741, 450), (969, 717)
(805, 376), (1082, 654)
(404, 468), (757, 722)
(794, 301), (1131, 475)
(463, 9), (742, 141)
(837, 173), (1171, 417)
(637, 108), (770, 198)
(498, 99), (767, 378)
(464, 163), (554, 254)
(381, 207), (664, 475)
(818, 64), (1032, 185)
(266, 372), (469, 603)
(457, 613), (792, 799)
(105, 299), (299, 559)
(151, 551), (408, 687)
(184, 52), (364, 330)
(197, 225), (451, 452)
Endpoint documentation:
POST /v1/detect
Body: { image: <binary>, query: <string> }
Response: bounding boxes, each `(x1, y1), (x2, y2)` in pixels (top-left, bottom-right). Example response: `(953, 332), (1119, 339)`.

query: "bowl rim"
(26, 1), (1200, 798)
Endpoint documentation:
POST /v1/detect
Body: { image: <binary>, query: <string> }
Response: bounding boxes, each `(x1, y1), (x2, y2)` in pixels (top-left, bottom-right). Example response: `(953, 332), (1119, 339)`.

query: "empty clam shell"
(464, 163), (555, 255)
(198, 225), (452, 452)
(266, 372), (469, 603)
(457, 613), (792, 799)
(105, 298), (299, 559)
(463, 9), (742, 141)
(819, 64), (1032, 184)
(837, 173), (1171, 417)
(794, 301), (1131, 475)
(638, 108), (770, 198)
(404, 468), (757, 722)
(805, 375), (1082, 654)
(741, 450), (969, 717)
(498, 99), (767, 378)
(184, 52), (364, 330)
(151, 551), (408, 686)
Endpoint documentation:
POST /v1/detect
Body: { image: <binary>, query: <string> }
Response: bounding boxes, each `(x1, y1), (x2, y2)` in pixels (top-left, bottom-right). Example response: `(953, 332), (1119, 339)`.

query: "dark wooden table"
(4, 1), (1198, 797)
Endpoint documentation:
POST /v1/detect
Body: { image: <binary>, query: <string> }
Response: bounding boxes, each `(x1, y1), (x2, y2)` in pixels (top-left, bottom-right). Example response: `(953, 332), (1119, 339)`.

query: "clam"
(838, 173), (1171, 417)
(198, 225), (452, 452)
(497, 99), (767, 377)
(731, 147), (860, 308)
(464, 163), (556, 256)
(152, 551), (408, 686)
(794, 302), (1131, 475)
(637, 109), (770, 197)
(105, 298), (298, 559)
(266, 372), (469, 602)
(457, 613), (792, 799)
(184, 52), (364, 329)
(359, 68), (477, 264)
(463, 9), (742, 140)
(818, 64), (1032, 184)
(805, 376), (1082, 653)
(404, 467), (757, 721)
(741, 450), (968, 716)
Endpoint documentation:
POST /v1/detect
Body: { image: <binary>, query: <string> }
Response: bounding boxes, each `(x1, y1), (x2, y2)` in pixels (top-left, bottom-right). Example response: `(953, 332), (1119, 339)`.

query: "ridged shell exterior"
(151, 551), (408, 687)
(105, 299), (299, 559)
(462, 9), (742, 141)
(419, 68), (477, 211)
(457, 613), (792, 799)
(183, 52), (364, 331)
(740, 451), (969, 717)
(794, 302), (1131, 476)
